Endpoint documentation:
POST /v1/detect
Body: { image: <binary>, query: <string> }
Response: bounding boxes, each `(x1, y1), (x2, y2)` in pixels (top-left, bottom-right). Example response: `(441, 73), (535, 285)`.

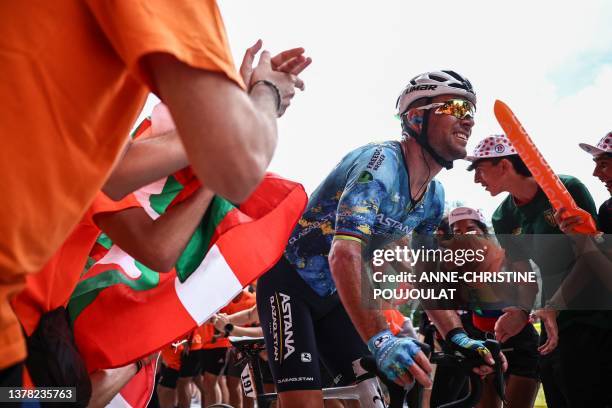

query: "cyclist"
(175, 329), (205, 408)
(216, 289), (258, 408)
(467, 134), (601, 407)
(431, 207), (539, 408)
(193, 290), (258, 407)
(158, 342), (187, 408)
(213, 299), (275, 408)
(257, 71), (505, 408)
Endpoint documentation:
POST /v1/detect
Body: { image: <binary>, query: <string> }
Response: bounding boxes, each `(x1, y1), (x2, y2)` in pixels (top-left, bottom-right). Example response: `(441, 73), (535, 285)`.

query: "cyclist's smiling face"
(593, 155), (612, 194)
(426, 94), (474, 161)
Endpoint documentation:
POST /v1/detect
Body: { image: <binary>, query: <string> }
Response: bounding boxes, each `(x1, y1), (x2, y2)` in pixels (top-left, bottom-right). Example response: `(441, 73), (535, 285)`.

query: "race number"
(241, 364), (255, 398)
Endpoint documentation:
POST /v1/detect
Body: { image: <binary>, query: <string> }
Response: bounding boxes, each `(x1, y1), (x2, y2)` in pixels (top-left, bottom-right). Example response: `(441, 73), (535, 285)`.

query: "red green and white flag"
(68, 120), (307, 373)
(107, 357), (158, 408)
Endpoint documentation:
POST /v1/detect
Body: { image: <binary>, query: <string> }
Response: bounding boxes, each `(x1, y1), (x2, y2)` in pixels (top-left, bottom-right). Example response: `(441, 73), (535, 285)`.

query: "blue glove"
(447, 328), (491, 359)
(367, 329), (421, 382)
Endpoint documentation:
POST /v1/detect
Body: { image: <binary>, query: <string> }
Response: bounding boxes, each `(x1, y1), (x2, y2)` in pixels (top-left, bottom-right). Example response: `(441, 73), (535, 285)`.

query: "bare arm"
(88, 364), (138, 408)
(213, 305), (259, 331)
(94, 188), (213, 272)
(551, 209), (612, 303)
(145, 52), (298, 202)
(547, 237), (612, 305)
(227, 326), (263, 338)
(227, 305), (259, 326)
(103, 130), (188, 200)
(425, 310), (463, 338)
(329, 239), (473, 362)
(328, 239), (388, 341)
(330, 239), (434, 386)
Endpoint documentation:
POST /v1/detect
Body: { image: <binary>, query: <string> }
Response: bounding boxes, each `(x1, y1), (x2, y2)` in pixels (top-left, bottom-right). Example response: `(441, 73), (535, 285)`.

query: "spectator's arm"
(145, 52), (298, 202)
(88, 365), (138, 408)
(228, 305), (259, 326)
(94, 188), (213, 271)
(103, 130), (188, 200)
(227, 326), (263, 338)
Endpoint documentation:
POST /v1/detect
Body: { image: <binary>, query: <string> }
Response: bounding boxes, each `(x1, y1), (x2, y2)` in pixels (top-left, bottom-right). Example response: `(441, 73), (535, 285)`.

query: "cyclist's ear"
(401, 108), (425, 137)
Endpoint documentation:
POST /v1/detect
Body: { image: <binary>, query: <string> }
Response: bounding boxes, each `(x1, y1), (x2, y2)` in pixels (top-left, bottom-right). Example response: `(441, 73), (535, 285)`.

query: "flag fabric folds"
(107, 357), (158, 408)
(68, 119), (306, 373)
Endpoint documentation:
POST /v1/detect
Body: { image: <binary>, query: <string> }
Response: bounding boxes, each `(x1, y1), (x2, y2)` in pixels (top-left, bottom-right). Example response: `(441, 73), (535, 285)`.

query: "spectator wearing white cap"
(467, 134), (605, 408)
(448, 206), (489, 236)
(579, 132), (612, 234)
(555, 131), (612, 239)
(431, 206), (541, 408)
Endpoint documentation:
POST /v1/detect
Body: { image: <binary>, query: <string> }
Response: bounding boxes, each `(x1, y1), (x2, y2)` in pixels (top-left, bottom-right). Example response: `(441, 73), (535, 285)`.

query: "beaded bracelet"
(250, 80), (282, 115)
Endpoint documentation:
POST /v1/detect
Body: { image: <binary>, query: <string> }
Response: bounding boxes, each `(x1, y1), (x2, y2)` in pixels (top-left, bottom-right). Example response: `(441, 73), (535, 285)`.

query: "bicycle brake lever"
(485, 340), (506, 402)
(430, 351), (460, 366)
(413, 339), (431, 356)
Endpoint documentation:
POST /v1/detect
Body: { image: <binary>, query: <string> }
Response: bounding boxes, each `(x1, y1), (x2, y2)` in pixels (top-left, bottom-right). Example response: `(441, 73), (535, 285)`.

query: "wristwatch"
(224, 323), (234, 337)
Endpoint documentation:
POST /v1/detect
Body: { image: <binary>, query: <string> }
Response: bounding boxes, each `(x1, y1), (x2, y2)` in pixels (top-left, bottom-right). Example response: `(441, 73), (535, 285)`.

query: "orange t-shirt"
(161, 342), (186, 371)
(0, 0), (242, 369)
(11, 193), (140, 337)
(384, 309), (407, 336)
(223, 290), (257, 316)
(188, 329), (205, 352)
(194, 324), (222, 350)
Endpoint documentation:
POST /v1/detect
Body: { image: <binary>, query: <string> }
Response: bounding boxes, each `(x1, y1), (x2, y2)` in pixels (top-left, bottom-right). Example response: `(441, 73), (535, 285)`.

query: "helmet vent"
(442, 70), (463, 81)
(428, 74), (447, 82)
(448, 83), (467, 90)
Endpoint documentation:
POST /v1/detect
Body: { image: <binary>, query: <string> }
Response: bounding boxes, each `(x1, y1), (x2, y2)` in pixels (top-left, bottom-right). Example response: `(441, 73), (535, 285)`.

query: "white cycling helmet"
(396, 70), (476, 170)
(396, 70), (477, 115)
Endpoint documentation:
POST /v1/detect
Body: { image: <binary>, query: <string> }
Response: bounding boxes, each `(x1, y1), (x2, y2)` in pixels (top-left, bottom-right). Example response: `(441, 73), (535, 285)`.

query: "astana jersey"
(285, 141), (444, 296)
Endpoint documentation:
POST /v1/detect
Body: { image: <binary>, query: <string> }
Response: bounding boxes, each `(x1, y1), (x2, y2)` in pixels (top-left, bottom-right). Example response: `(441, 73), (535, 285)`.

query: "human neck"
(508, 176), (539, 205)
(401, 139), (444, 201)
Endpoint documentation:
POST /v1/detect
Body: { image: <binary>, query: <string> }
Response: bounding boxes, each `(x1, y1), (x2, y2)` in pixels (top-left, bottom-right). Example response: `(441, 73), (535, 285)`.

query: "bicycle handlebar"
(360, 339), (505, 408)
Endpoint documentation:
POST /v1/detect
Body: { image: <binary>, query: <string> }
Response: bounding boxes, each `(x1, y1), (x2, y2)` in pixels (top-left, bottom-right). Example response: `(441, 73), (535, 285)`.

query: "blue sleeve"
(414, 180), (445, 235)
(335, 145), (397, 242)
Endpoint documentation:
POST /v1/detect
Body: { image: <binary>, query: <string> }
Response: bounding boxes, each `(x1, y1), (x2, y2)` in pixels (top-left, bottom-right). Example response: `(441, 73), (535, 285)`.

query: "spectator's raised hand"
(239, 40), (263, 86)
(240, 40), (311, 86)
(554, 207), (584, 235)
(241, 40), (311, 117)
(271, 47), (312, 79)
(212, 313), (230, 332)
